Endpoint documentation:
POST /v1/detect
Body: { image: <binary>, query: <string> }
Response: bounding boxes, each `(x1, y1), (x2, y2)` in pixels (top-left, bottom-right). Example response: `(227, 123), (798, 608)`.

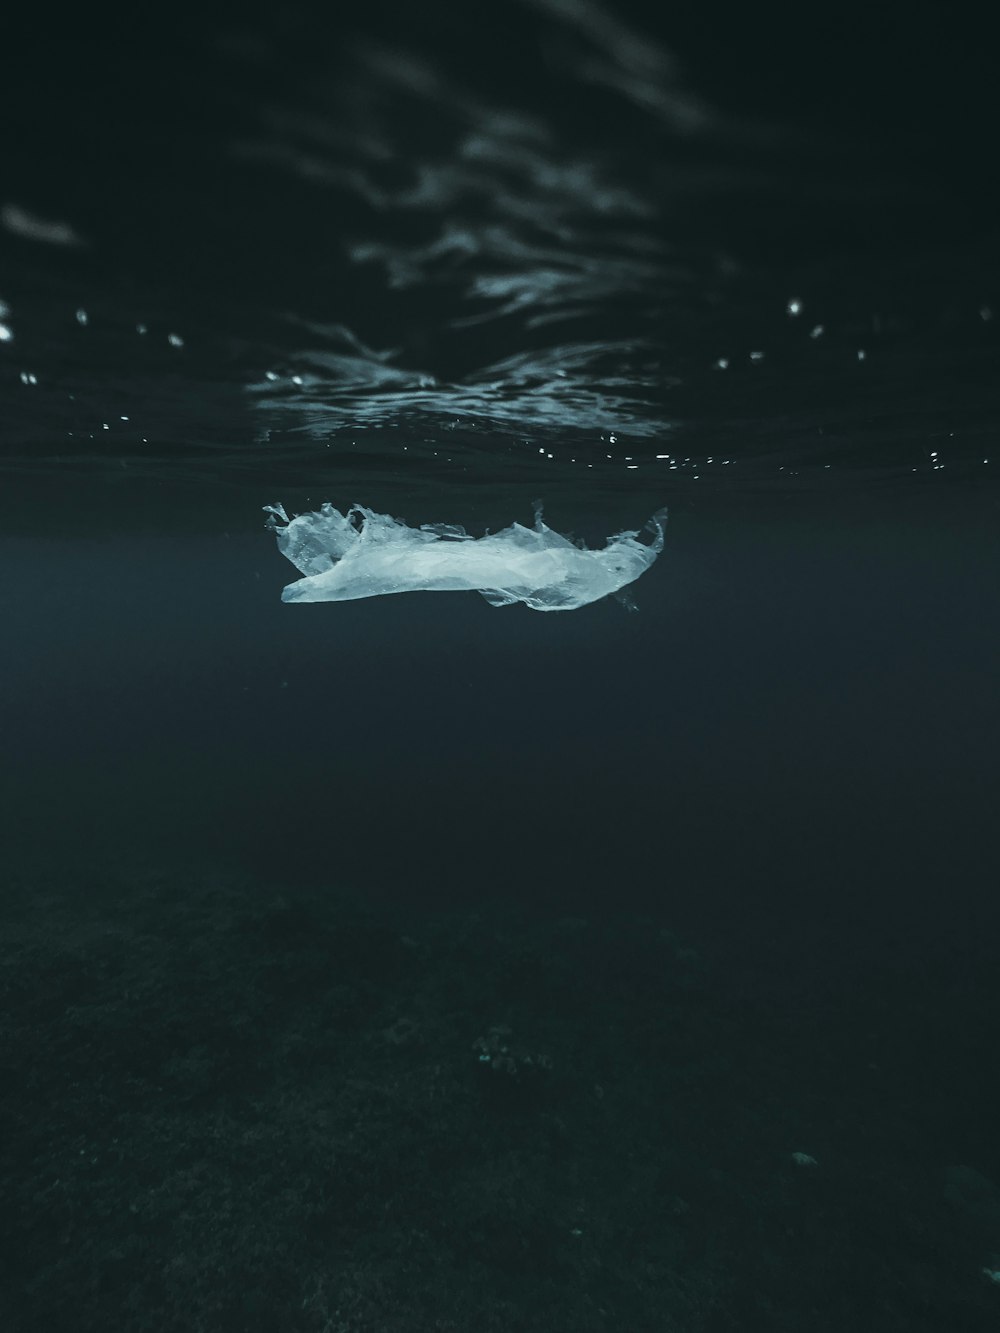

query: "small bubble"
(167, 332), (184, 348)
(19, 370), (38, 385)
(857, 348), (867, 361)
(749, 350), (765, 361)
(0, 323), (12, 343)
(713, 357), (729, 370)
(75, 308), (89, 326)
(136, 323), (148, 335)
(981, 306), (994, 322)
(786, 298), (802, 316)
(809, 325), (825, 339)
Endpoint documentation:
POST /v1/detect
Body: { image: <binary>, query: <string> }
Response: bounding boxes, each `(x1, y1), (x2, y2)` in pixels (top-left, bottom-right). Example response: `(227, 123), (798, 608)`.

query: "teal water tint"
(1, 1), (998, 1328)
(2, 473), (999, 1330)
(2, 477), (995, 934)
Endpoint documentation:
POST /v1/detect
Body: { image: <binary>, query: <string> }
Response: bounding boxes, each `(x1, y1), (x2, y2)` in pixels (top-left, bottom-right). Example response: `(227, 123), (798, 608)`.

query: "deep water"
(1, 2), (998, 1329)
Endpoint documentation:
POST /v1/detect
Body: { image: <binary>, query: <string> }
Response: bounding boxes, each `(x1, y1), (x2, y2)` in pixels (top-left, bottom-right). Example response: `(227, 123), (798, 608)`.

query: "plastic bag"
(265, 502), (666, 612)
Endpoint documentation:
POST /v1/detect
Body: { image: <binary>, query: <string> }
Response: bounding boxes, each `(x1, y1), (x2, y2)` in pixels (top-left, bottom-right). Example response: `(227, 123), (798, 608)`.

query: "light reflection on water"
(0, 0), (995, 508)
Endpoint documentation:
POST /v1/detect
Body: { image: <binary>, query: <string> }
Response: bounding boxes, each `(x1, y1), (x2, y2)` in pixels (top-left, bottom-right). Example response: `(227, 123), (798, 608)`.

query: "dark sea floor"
(3, 857), (999, 1332)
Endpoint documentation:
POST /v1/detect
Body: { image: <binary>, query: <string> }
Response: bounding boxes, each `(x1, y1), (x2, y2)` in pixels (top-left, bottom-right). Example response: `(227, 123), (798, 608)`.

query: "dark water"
(1, 3), (999, 1329)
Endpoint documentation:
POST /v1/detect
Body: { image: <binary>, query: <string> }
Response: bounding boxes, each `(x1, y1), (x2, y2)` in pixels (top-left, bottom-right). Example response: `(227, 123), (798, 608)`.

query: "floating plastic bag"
(264, 502), (667, 612)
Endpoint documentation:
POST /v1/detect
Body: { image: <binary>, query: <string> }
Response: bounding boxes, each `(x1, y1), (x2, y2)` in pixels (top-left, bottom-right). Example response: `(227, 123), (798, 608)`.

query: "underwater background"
(1, 1), (998, 1327)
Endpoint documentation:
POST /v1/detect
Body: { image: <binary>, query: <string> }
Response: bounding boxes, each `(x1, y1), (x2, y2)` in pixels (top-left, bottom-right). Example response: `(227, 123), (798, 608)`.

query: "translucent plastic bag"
(265, 502), (666, 612)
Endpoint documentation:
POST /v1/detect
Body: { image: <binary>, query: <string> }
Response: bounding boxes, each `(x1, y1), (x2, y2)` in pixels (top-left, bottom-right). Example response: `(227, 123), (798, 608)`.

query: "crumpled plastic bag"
(264, 502), (666, 612)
